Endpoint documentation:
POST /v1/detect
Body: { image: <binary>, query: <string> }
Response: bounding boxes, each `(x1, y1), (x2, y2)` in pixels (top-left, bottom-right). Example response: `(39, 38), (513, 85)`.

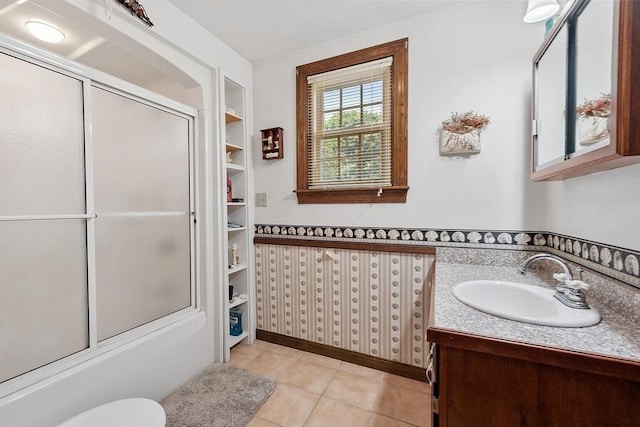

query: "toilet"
(57, 398), (166, 427)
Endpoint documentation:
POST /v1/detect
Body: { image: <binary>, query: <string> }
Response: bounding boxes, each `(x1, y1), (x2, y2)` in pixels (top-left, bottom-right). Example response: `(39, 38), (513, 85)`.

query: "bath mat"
(161, 364), (276, 427)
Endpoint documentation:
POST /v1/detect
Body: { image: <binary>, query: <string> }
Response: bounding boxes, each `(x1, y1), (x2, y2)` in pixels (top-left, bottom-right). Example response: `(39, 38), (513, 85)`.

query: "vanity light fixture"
(25, 20), (65, 43)
(523, 0), (560, 23)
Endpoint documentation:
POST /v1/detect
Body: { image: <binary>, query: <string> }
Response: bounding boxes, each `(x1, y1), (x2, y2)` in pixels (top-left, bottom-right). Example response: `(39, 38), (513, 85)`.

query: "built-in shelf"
(228, 264), (248, 274)
(223, 76), (253, 361)
(228, 297), (248, 309)
(226, 143), (243, 152)
(226, 163), (245, 171)
(228, 331), (249, 348)
(225, 111), (243, 123)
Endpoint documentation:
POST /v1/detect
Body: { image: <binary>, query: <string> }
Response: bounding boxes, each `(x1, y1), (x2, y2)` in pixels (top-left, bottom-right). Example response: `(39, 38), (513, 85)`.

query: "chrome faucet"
(519, 253), (592, 310)
(518, 253), (573, 282)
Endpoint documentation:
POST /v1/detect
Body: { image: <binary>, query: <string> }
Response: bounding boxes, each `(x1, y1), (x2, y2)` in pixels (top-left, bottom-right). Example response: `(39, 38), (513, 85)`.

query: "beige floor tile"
(383, 373), (431, 394)
(247, 416), (281, 427)
(374, 382), (430, 427)
(339, 362), (386, 381)
(304, 397), (372, 427)
(231, 343), (265, 358)
(229, 344), (264, 368)
(280, 359), (337, 394)
(229, 354), (251, 368)
(266, 344), (305, 359)
(256, 384), (320, 427)
(244, 350), (299, 379)
(299, 352), (342, 369)
(368, 414), (417, 427)
(251, 340), (277, 351)
(324, 371), (383, 411)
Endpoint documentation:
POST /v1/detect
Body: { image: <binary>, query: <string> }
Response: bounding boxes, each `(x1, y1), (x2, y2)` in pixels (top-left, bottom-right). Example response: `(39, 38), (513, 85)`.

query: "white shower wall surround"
(254, 243), (435, 368)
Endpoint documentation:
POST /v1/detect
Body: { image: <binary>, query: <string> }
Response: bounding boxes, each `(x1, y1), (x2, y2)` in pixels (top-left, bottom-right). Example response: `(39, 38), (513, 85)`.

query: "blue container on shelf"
(229, 309), (243, 336)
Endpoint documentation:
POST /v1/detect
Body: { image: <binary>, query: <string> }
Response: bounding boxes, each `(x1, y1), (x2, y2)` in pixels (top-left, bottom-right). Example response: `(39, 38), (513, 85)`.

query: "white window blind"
(307, 57), (393, 189)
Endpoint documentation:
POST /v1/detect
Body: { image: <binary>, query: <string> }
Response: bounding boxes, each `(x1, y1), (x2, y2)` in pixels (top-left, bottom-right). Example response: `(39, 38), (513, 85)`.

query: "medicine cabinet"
(531, 0), (640, 181)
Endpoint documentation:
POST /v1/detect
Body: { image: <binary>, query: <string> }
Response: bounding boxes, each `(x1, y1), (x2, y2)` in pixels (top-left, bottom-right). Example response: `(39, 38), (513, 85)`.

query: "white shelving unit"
(221, 76), (254, 359)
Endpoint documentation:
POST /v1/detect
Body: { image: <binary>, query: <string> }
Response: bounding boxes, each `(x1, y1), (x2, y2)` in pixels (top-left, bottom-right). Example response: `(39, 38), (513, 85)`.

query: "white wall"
(545, 164), (640, 251)
(252, 1), (547, 232)
(58, 0), (253, 88)
(0, 0), (252, 425)
(252, 1), (640, 253)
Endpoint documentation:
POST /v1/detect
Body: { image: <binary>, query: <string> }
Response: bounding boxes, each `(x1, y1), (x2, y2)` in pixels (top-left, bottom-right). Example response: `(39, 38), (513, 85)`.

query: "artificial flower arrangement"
(439, 111), (490, 155)
(116, 0), (153, 27)
(576, 94), (610, 145)
(576, 93), (611, 118)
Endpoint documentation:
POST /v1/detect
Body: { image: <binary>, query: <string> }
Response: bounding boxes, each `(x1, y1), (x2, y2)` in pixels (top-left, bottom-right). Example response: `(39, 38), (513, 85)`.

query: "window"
(296, 39), (408, 203)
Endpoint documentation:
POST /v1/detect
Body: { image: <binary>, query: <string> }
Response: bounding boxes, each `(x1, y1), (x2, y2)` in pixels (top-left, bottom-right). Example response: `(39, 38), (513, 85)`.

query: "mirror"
(535, 26), (568, 169)
(532, 0), (618, 175)
(573, 0), (614, 156)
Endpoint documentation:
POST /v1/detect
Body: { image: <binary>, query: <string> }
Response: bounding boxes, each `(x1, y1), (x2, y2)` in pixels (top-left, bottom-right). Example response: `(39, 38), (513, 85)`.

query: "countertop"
(430, 262), (640, 363)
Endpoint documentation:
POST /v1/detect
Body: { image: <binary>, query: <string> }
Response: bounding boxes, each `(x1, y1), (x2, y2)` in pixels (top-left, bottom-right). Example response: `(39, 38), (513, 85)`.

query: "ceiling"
(167, 0), (458, 63)
(0, 0), (530, 91)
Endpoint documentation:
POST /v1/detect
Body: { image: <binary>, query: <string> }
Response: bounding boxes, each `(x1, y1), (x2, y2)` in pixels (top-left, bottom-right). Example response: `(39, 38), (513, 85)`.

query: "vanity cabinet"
(427, 261), (640, 426)
(531, 0), (640, 181)
(426, 334), (640, 426)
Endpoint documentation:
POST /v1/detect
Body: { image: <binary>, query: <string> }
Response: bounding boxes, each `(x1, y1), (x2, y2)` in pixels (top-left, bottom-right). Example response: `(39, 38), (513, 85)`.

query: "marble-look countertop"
(431, 263), (640, 362)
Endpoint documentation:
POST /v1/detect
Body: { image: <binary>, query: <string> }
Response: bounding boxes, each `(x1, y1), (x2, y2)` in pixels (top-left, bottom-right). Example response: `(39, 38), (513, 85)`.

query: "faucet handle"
(565, 280), (590, 292)
(553, 273), (570, 283)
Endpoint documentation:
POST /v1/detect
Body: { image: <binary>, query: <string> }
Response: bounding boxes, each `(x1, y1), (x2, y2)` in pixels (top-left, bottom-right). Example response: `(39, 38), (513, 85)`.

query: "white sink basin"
(452, 280), (601, 328)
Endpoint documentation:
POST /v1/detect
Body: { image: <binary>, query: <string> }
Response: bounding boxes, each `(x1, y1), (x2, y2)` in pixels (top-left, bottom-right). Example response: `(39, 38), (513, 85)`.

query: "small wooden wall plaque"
(261, 127), (284, 160)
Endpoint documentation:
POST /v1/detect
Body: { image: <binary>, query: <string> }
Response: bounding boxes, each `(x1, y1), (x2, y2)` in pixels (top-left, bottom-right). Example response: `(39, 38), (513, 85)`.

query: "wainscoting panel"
(255, 242), (435, 368)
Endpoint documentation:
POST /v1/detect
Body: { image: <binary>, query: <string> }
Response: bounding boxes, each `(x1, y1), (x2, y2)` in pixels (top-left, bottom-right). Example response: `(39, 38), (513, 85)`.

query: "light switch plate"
(255, 192), (267, 207)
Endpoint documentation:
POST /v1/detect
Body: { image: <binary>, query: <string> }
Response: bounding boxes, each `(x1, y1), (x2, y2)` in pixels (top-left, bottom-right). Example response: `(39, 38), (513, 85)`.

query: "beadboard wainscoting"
(254, 239), (436, 368)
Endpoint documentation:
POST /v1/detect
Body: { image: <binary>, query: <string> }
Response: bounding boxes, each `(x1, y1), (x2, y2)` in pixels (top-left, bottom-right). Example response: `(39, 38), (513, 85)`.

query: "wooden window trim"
(296, 39), (409, 204)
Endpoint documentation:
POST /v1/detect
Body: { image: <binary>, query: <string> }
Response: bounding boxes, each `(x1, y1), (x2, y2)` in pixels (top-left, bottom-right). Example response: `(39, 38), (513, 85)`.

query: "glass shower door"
(91, 86), (193, 341)
(0, 51), (89, 383)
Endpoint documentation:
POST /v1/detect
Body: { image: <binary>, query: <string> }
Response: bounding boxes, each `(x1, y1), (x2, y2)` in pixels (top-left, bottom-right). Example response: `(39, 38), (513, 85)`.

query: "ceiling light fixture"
(25, 20), (65, 43)
(523, 0), (560, 23)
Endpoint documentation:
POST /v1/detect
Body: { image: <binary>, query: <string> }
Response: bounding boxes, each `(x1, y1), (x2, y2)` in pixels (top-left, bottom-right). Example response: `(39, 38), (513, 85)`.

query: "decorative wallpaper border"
(254, 224), (640, 288)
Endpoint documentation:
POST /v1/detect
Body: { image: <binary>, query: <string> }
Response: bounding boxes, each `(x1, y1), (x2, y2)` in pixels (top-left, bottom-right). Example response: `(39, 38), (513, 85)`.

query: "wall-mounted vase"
(439, 129), (482, 155)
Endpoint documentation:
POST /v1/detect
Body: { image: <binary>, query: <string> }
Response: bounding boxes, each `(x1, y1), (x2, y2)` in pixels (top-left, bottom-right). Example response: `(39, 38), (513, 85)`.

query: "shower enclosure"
(0, 42), (197, 394)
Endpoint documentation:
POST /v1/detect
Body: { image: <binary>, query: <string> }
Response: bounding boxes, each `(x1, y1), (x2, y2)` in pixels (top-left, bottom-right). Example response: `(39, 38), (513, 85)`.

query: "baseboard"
(256, 330), (427, 383)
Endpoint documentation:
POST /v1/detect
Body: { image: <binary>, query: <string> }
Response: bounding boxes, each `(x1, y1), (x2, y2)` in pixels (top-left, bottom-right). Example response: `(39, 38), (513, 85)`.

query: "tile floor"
(230, 340), (431, 427)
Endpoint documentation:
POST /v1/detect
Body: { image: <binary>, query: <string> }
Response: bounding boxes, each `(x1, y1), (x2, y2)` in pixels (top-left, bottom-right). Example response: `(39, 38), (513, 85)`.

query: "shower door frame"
(0, 33), (199, 399)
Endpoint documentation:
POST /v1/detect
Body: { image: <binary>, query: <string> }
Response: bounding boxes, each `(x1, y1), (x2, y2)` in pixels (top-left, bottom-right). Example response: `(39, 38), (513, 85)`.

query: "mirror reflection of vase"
(578, 116), (609, 146)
